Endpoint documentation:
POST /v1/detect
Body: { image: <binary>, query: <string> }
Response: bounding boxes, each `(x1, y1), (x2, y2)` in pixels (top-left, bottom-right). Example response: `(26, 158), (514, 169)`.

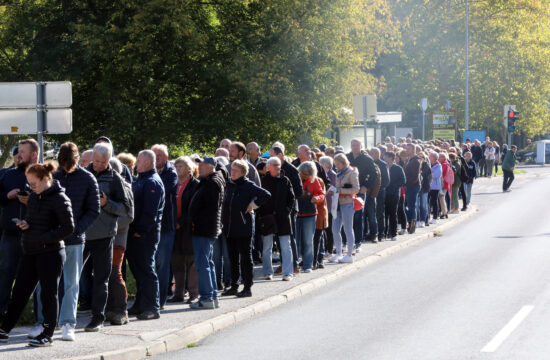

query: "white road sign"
(0, 109), (72, 134)
(0, 82), (72, 108)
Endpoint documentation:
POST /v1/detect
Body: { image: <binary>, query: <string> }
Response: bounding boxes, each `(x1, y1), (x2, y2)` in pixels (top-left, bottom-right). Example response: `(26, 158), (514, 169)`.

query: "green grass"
(495, 168), (526, 175)
(186, 342), (199, 348)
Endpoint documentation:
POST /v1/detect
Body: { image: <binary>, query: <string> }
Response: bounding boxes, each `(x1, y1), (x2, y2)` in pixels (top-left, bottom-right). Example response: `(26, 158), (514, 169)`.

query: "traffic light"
(507, 109), (519, 132)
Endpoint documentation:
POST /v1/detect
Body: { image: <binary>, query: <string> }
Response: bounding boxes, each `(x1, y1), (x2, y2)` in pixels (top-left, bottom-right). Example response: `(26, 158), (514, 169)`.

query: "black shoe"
(408, 220), (416, 234)
(136, 311), (160, 320)
(28, 333), (52, 347)
(127, 306), (141, 316)
(110, 312), (129, 325)
(167, 296), (184, 303)
(84, 317), (104, 332)
(0, 329), (8, 343)
(221, 287), (238, 296)
(317, 263), (325, 269)
(236, 289), (252, 298)
(461, 207), (467, 211)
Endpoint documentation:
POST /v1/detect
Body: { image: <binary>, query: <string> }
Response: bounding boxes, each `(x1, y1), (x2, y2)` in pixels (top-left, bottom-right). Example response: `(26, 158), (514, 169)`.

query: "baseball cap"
(195, 155), (217, 167)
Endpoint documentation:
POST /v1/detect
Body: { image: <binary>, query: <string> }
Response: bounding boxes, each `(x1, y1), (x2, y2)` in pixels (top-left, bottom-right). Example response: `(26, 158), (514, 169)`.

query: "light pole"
(420, 98), (428, 140)
(465, 0), (469, 131)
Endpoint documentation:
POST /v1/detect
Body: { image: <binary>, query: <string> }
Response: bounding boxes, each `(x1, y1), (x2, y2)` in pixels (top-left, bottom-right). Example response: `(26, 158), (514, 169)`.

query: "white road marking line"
(481, 305), (534, 353)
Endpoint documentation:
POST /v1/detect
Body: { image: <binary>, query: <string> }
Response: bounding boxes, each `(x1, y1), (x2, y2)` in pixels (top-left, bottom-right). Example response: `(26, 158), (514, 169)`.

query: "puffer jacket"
(22, 180), (74, 255)
(335, 167), (359, 206)
(188, 170), (226, 239)
(222, 176), (271, 239)
(420, 161), (432, 193)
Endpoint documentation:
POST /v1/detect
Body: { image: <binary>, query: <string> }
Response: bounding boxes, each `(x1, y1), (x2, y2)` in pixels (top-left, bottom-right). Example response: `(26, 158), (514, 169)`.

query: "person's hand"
(100, 193), (108, 207)
(176, 223), (181, 230)
(17, 220), (29, 231)
(133, 233), (141, 238)
(310, 196), (318, 204)
(7, 189), (19, 200)
(17, 193), (29, 205)
(246, 205), (254, 213)
(359, 186), (367, 194)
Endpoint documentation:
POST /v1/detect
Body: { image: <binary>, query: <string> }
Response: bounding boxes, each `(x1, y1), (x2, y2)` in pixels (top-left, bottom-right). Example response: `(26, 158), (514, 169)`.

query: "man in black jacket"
(371, 148), (389, 241)
(291, 144), (329, 189)
(0, 138), (38, 316)
(33, 143), (100, 341)
(127, 150), (165, 320)
(188, 156), (225, 310)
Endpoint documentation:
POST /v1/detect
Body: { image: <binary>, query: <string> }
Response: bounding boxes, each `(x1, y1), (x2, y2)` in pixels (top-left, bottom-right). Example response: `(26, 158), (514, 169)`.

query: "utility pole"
(464, 0), (469, 131)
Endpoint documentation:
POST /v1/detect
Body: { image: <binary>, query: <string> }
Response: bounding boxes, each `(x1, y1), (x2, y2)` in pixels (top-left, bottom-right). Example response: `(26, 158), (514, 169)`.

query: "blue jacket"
(375, 158), (390, 190)
(158, 162), (177, 233)
(430, 162), (443, 190)
(130, 169), (165, 236)
(0, 166), (29, 234)
(53, 166), (100, 246)
(386, 164), (406, 197)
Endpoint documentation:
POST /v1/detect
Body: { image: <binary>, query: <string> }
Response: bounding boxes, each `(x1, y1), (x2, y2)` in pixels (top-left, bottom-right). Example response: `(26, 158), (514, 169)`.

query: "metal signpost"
(0, 82), (72, 162)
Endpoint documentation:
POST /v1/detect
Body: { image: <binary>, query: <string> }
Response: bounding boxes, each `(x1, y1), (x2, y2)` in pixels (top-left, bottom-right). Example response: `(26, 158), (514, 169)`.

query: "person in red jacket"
(296, 162), (325, 273)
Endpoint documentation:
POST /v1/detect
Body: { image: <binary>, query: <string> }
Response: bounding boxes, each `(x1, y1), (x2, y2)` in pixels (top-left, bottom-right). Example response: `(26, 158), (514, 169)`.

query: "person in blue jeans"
(403, 144), (422, 234)
(296, 162), (325, 273)
(151, 144), (178, 308)
(34, 142), (100, 341)
(188, 156), (226, 309)
(416, 152), (431, 228)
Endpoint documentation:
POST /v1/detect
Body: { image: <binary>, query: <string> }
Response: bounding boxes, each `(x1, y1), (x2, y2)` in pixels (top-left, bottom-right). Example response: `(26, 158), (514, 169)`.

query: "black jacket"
(346, 151), (379, 189)
(258, 172), (295, 236)
(158, 162), (178, 233)
(22, 181), (74, 255)
(471, 145), (483, 162)
(130, 169), (165, 237)
(420, 161), (432, 193)
(281, 161), (303, 211)
(53, 166), (100, 246)
(375, 158), (390, 190)
(0, 166), (29, 234)
(174, 177), (200, 256)
(222, 176), (271, 239)
(189, 170), (226, 239)
(404, 155), (422, 188)
(386, 164), (406, 197)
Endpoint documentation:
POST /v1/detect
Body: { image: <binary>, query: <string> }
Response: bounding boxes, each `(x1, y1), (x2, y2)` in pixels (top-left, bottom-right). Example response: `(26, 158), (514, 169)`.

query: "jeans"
(155, 231), (175, 307)
(126, 231), (160, 313)
(83, 237), (113, 321)
(227, 236), (254, 290)
(192, 236), (217, 302)
(36, 244), (83, 328)
(503, 169), (515, 191)
(106, 245), (127, 314)
(263, 234), (292, 276)
(290, 210), (299, 267)
(0, 232), (23, 315)
(332, 203), (355, 256)
(464, 182), (473, 205)
(1, 249), (65, 337)
(416, 191), (428, 224)
(405, 185), (420, 222)
(376, 189), (386, 239)
(296, 216), (316, 270)
(213, 234), (231, 287)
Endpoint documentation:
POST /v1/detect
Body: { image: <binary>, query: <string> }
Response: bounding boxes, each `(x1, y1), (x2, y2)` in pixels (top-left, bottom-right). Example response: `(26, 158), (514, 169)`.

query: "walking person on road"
(501, 145), (517, 192)
(0, 163), (74, 347)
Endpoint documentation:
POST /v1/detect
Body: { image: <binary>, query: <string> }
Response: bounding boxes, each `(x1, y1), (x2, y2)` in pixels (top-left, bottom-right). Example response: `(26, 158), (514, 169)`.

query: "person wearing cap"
(188, 156), (226, 309)
(126, 150), (165, 320)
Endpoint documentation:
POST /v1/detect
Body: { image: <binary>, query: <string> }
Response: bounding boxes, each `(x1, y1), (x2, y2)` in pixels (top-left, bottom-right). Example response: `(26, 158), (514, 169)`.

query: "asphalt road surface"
(153, 168), (550, 360)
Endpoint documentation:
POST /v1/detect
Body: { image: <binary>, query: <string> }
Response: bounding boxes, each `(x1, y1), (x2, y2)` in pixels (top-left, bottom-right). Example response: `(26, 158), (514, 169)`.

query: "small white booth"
(536, 140), (550, 164)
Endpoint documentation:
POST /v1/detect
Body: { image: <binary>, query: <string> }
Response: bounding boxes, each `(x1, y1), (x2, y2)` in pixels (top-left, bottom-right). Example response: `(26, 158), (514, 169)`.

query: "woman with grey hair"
(296, 162), (325, 273)
(319, 156), (336, 257)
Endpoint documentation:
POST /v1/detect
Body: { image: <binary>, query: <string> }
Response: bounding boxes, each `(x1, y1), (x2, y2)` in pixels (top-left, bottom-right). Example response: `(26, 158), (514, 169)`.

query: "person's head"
(270, 146), (285, 163)
(214, 156), (229, 167)
(136, 150), (156, 173)
(324, 147), (335, 158)
(12, 147), (19, 167)
(386, 143), (394, 152)
(57, 142), (80, 173)
(333, 153), (350, 172)
(220, 139), (232, 150)
(464, 151), (472, 161)
(92, 143), (112, 173)
(298, 161), (317, 182)
(17, 138), (40, 170)
(297, 145), (311, 162)
(417, 152), (426, 163)
(319, 156), (333, 172)
(266, 157), (282, 177)
(370, 148), (381, 161)
(383, 151), (395, 165)
(448, 153), (456, 162)
(351, 139), (363, 155)
(405, 143), (416, 157)
(247, 142), (261, 160)
(26, 162), (56, 195)
(398, 149), (408, 164)
(95, 136), (114, 155)
(231, 159), (249, 181)
(511, 145), (517, 153)
(215, 148), (230, 159)
(117, 152), (136, 170)
(474, 139), (480, 146)
(196, 156), (216, 177)
(487, 141), (493, 148)
(256, 161), (267, 176)
(109, 157), (123, 175)
(80, 150), (93, 167)
(429, 152), (439, 165)
(174, 156), (196, 179)
(151, 144), (169, 170)
(272, 141), (285, 154)
(438, 152), (448, 163)
(229, 141), (246, 161)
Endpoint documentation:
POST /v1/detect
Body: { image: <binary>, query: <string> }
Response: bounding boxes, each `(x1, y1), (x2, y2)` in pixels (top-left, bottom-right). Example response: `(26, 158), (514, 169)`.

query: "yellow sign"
(433, 129), (456, 140)
(11, 126), (18, 133)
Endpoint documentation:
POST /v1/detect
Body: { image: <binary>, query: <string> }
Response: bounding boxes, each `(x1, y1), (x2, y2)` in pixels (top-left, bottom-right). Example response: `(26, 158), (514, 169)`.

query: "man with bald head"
(247, 142), (263, 168)
(219, 139), (232, 150)
(291, 145), (329, 188)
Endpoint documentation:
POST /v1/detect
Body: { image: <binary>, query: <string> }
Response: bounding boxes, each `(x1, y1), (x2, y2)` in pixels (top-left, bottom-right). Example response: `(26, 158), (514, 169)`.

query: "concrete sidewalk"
(0, 206), (477, 360)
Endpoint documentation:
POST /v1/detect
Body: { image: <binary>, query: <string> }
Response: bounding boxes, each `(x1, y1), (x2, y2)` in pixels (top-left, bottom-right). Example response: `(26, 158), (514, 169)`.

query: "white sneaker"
(61, 323), (75, 341)
(417, 222), (425, 228)
(391, 236), (398, 241)
(282, 275), (293, 281)
(339, 255), (354, 264)
(328, 255), (342, 263)
(398, 229), (407, 235)
(28, 323), (44, 339)
(303, 268), (312, 273)
(264, 274), (273, 280)
(429, 219), (437, 224)
(355, 247), (362, 253)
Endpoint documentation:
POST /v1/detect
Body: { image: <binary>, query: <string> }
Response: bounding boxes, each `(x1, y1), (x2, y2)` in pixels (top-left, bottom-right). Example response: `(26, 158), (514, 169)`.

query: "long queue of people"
(0, 135), (517, 348)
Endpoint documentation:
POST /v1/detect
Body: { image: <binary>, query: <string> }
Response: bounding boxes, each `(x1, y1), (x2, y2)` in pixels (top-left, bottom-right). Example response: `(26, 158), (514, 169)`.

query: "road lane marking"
(481, 305), (534, 353)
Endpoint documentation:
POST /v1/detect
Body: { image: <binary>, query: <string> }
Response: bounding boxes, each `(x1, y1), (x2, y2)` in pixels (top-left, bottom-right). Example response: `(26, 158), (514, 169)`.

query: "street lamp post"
(465, 0), (469, 131)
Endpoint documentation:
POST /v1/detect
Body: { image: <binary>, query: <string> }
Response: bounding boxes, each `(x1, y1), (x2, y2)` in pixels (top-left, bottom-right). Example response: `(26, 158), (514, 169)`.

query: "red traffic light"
(508, 111), (515, 118)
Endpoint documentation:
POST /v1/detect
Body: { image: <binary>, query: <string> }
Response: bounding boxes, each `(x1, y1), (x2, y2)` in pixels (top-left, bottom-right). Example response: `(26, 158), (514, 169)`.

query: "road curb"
(64, 205), (478, 360)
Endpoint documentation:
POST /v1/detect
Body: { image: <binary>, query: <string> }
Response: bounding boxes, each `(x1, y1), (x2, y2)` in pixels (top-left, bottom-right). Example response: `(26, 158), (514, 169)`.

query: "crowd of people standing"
(0, 134), (517, 347)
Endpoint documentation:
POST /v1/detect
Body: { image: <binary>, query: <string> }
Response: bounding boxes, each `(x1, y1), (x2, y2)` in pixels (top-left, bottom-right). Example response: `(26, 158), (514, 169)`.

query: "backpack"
(443, 164), (455, 185)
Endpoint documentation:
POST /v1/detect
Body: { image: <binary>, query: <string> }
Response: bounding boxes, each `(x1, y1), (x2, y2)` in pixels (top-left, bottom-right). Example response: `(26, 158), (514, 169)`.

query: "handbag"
(353, 195), (365, 211)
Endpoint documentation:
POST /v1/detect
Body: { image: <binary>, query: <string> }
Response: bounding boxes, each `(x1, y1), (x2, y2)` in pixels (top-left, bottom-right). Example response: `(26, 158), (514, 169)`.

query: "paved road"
(154, 169), (550, 360)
